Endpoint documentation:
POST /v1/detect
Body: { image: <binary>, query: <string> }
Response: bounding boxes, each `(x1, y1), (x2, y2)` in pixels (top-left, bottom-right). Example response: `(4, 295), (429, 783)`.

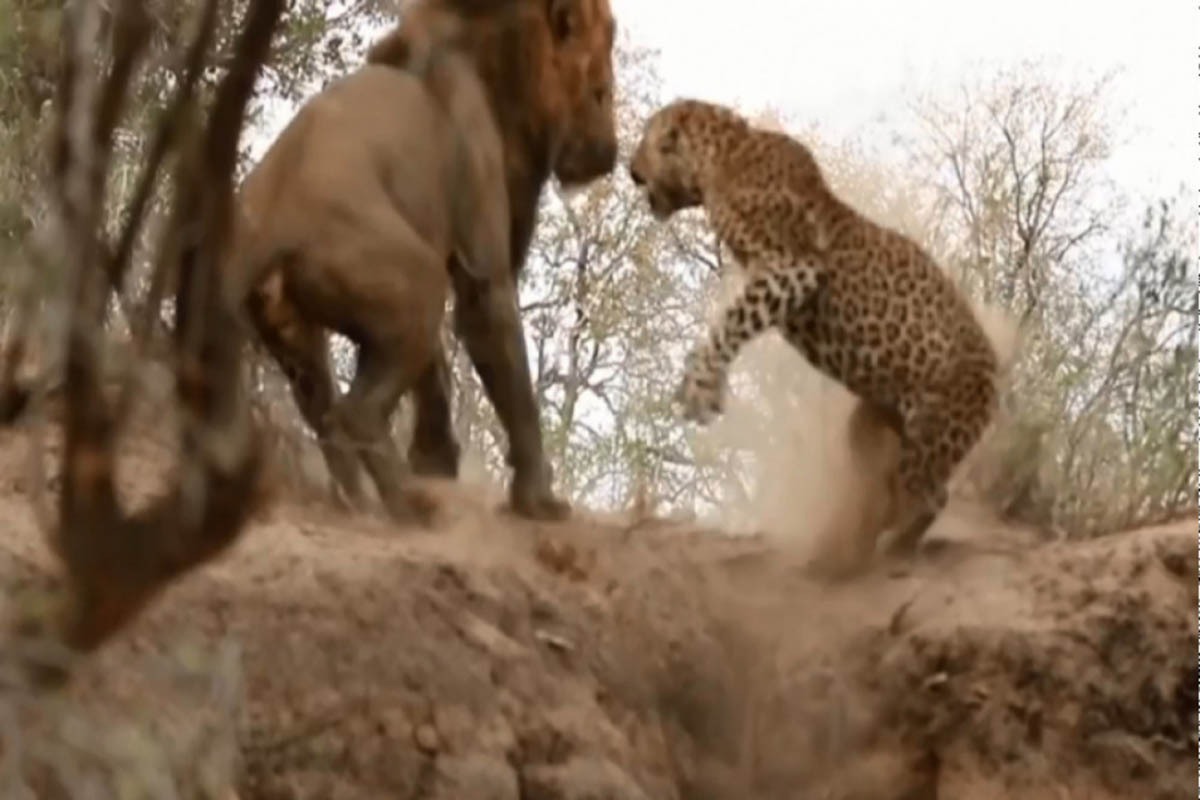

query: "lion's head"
(629, 99), (746, 220)
(537, 0), (617, 186)
(369, 0), (618, 190)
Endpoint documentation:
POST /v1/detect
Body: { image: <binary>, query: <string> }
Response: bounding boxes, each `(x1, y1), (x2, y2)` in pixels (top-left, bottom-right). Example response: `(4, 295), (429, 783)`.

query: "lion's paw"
(509, 466), (572, 522)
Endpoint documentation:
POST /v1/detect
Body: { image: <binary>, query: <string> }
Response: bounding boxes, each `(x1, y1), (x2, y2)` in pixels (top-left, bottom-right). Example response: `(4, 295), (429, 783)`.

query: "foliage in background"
(0, 0), (393, 347)
(906, 67), (1195, 534)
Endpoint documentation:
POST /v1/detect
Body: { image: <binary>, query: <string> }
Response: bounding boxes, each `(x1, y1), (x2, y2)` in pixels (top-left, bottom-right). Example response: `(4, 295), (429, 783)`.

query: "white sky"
(611, 0), (1196, 207)
(250, 1), (1195, 216)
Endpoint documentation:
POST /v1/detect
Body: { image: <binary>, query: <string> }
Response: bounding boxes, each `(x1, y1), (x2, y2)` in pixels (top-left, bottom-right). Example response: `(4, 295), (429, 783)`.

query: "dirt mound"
(0, 423), (1194, 799)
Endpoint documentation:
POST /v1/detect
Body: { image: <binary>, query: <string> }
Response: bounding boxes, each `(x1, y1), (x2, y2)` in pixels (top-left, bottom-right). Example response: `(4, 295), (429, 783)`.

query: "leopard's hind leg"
(885, 371), (995, 556)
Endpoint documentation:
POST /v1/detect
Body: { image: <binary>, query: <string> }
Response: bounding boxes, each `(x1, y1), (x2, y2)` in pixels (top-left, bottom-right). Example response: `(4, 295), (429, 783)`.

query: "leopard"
(628, 98), (1005, 575)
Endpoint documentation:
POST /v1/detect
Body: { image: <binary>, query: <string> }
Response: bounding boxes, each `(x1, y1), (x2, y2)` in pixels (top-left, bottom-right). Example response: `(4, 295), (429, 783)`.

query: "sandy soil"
(0, 420), (1195, 800)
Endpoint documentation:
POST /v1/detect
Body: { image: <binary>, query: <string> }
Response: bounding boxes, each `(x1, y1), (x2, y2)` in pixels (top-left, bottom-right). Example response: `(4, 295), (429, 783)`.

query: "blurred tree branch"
(7, 0), (283, 665)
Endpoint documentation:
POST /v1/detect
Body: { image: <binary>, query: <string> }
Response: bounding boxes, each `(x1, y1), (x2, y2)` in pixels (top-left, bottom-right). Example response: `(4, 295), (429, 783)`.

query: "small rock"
(375, 706), (411, 741)
(414, 723), (441, 754)
(433, 705), (479, 752)
(430, 754), (520, 800)
(964, 684), (989, 709)
(922, 672), (949, 691)
(1158, 547), (1187, 578)
(534, 630), (575, 654)
(534, 539), (592, 582)
(521, 757), (649, 800)
(461, 613), (528, 661)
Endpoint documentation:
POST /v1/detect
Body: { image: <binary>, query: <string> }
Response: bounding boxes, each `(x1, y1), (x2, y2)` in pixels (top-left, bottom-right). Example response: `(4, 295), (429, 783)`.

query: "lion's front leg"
(451, 266), (569, 521)
(677, 258), (822, 425)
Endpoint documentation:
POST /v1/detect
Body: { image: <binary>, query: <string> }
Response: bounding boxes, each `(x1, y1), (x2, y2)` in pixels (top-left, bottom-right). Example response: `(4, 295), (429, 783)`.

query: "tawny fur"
(229, 0), (618, 523)
(629, 99), (1003, 576)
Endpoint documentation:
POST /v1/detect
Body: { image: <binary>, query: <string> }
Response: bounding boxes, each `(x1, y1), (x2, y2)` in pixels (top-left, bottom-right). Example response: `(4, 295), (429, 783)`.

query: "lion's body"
(234, 60), (501, 520)
(238, 62), (503, 320)
(629, 99), (1002, 573)
(229, 0), (618, 522)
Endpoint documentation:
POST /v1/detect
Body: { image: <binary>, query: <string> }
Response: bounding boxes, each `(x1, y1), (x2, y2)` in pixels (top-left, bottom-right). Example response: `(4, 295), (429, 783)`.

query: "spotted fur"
(629, 98), (1002, 568)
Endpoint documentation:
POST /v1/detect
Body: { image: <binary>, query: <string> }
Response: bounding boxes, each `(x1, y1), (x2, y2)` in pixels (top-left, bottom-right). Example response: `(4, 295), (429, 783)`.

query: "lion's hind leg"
(326, 219), (450, 525)
(332, 341), (439, 525)
(247, 275), (364, 509)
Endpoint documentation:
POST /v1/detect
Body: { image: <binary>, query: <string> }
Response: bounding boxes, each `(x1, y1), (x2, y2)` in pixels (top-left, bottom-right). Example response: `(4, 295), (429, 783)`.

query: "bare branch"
(108, 0), (223, 295)
(32, 0), (285, 659)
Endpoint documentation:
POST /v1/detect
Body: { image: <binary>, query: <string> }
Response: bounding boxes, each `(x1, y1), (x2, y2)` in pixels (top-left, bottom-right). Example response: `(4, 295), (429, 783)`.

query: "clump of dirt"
(0, 420), (1194, 800)
(849, 528), (1197, 799)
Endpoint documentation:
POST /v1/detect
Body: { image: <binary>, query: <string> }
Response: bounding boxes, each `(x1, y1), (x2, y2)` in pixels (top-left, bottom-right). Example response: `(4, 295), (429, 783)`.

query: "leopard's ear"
(660, 125), (679, 154)
(365, 26), (411, 66)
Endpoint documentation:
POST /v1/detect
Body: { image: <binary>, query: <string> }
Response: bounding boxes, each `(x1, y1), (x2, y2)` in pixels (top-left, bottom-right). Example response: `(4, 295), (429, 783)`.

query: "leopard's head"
(628, 100), (706, 220)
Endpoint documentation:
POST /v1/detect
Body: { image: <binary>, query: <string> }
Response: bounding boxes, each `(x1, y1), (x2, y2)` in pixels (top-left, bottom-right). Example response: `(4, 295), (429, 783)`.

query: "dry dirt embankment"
(0, 424), (1195, 800)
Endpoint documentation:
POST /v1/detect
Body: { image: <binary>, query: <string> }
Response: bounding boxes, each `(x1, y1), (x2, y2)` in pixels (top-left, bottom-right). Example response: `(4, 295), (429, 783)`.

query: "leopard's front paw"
(674, 349), (726, 425)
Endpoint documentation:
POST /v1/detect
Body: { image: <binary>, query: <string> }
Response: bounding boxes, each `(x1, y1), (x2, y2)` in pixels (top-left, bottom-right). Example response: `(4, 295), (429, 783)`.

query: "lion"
(231, 0), (618, 522)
